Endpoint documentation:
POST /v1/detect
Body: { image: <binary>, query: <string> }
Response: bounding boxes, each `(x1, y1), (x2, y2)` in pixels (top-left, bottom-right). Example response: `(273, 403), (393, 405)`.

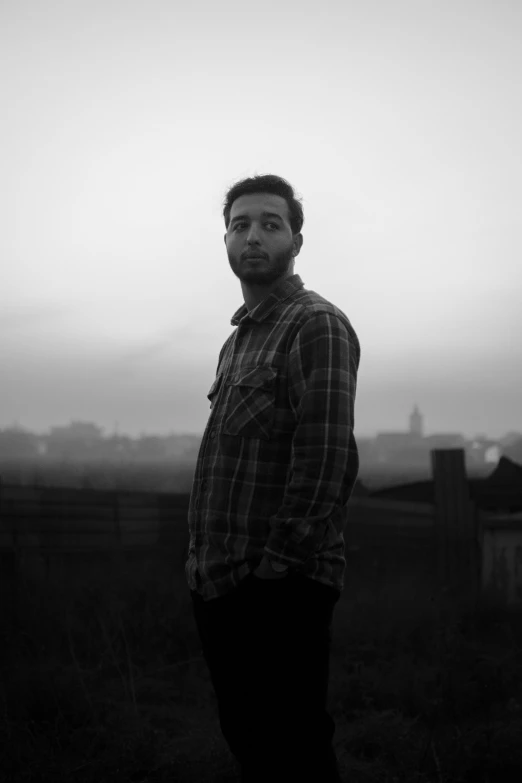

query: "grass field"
(1, 460), (521, 782)
(2, 551), (522, 783)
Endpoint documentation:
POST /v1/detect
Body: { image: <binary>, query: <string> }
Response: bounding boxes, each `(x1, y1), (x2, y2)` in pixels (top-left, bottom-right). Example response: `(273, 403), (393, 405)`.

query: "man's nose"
(246, 224), (261, 243)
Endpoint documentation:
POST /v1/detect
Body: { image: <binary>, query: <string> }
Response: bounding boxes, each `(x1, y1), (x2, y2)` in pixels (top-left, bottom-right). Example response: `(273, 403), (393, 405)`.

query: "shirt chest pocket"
(223, 366), (278, 440)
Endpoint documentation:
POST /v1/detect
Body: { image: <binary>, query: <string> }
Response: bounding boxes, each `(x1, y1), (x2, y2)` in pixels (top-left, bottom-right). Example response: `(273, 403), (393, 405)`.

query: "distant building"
(409, 404), (423, 438)
(424, 433), (466, 448)
(365, 404), (508, 470)
(369, 406), (473, 468)
(371, 405), (427, 464)
(467, 437), (502, 465)
(44, 421), (105, 460)
(0, 426), (40, 459)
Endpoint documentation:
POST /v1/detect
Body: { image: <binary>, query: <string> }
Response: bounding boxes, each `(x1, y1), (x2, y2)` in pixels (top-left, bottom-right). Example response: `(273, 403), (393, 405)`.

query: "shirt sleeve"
(264, 311), (360, 566)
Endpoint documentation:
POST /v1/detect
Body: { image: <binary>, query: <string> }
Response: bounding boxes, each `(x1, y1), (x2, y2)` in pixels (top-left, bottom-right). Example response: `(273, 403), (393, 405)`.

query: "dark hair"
(223, 174), (304, 235)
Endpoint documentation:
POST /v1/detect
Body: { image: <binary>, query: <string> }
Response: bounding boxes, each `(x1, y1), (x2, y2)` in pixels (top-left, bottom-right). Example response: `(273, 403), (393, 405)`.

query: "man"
(186, 174), (360, 782)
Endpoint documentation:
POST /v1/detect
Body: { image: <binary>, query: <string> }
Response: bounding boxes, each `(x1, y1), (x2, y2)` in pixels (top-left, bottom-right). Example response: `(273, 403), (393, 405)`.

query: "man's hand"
(253, 554), (289, 580)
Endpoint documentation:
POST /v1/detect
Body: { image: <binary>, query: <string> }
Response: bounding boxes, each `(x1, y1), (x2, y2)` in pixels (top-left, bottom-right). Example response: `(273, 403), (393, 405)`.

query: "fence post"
(431, 448), (481, 617)
(0, 476), (20, 639)
(113, 491), (123, 572)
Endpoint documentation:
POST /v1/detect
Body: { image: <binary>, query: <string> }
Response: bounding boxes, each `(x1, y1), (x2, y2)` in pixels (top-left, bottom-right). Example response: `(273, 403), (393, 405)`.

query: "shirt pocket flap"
(207, 373), (223, 408)
(227, 366), (277, 390)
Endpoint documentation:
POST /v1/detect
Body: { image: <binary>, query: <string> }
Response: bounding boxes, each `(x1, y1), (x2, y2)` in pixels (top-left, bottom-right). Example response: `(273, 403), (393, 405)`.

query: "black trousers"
(190, 570), (343, 783)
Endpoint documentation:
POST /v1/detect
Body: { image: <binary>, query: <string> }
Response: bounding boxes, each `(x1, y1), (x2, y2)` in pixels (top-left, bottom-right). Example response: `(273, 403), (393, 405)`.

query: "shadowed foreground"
(2, 553), (522, 783)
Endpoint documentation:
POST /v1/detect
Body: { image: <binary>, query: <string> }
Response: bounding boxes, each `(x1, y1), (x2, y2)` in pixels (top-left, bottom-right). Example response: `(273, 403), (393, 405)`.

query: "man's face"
(224, 193), (301, 285)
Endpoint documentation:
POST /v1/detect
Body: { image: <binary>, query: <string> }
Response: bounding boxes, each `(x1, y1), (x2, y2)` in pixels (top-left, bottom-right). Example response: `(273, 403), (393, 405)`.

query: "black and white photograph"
(1, 1), (522, 781)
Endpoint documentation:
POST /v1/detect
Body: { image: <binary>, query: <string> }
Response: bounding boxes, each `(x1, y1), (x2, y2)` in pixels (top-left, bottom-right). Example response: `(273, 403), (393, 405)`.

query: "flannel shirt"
(185, 273), (360, 601)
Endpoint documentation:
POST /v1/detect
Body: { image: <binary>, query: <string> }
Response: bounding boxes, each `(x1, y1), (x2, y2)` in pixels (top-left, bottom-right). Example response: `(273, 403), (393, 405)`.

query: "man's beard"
(228, 243), (294, 285)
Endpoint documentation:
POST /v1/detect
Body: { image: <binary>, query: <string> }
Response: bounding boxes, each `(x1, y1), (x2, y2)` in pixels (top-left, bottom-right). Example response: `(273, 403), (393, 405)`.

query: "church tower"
(409, 404), (423, 438)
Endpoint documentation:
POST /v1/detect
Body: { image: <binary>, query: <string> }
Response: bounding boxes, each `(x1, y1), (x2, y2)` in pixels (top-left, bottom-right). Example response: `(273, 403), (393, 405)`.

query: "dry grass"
(2, 553), (522, 783)
(1, 459), (521, 781)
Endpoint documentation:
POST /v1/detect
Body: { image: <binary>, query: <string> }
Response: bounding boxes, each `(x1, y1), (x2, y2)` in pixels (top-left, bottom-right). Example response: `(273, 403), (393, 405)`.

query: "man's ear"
(293, 233), (303, 257)
(223, 234), (227, 245)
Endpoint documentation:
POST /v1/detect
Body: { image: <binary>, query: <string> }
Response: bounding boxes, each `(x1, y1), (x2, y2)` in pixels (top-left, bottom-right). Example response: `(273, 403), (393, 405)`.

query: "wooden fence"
(0, 483), (188, 553)
(1, 449), (521, 616)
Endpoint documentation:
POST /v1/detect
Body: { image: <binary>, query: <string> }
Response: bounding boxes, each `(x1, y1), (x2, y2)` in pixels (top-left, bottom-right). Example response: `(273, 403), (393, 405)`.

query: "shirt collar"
(230, 274), (305, 326)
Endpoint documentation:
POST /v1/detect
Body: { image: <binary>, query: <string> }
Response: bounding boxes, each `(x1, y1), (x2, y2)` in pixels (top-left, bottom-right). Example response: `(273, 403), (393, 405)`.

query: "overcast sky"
(2, 0), (521, 440)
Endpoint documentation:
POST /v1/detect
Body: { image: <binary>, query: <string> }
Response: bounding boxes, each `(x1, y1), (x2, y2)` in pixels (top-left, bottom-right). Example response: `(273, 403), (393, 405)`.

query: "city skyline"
(2, 406), (519, 444)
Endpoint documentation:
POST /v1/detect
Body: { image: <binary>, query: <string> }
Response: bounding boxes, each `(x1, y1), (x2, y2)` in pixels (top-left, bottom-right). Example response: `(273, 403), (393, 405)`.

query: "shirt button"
(210, 429), (216, 438)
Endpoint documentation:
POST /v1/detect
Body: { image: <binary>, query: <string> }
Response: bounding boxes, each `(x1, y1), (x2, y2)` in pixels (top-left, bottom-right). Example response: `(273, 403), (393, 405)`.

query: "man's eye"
(233, 222), (278, 231)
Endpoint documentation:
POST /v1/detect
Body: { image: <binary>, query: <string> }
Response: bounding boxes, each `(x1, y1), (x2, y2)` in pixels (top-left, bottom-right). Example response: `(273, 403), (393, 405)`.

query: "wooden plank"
(1, 486), (41, 503)
(346, 522), (432, 539)
(346, 512), (433, 529)
(348, 496), (435, 518)
(1, 485), (113, 505)
(1, 508), (115, 524)
(55, 533), (118, 550)
(0, 484), (184, 506)
(1, 521), (105, 543)
(0, 483), (190, 509)
(116, 507), (159, 520)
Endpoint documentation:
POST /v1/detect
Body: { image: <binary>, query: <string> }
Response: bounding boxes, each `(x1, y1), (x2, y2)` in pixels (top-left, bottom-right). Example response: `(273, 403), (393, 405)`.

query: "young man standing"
(186, 174), (360, 783)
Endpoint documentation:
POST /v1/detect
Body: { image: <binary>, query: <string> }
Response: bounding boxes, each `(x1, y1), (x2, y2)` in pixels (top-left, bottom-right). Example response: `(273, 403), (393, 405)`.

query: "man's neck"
(241, 272), (293, 313)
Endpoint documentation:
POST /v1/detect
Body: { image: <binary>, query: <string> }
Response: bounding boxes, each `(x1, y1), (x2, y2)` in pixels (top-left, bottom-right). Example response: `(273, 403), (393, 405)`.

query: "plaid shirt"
(185, 273), (360, 601)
